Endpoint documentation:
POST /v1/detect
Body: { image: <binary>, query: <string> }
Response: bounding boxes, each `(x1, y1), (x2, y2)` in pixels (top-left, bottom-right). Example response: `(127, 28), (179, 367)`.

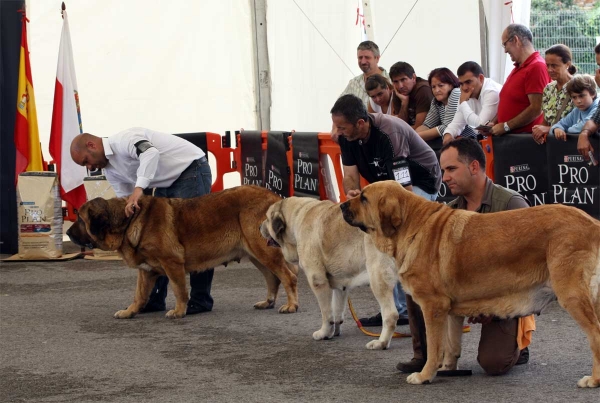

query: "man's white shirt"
(444, 78), (502, 139)
(102, 127), (205, 197)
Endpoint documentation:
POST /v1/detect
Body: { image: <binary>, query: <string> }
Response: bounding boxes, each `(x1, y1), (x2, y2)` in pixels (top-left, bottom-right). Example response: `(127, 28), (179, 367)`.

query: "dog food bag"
(83, 175), (117, 200)
(83, 176), (119, 258)
(17, 172), (63, 259)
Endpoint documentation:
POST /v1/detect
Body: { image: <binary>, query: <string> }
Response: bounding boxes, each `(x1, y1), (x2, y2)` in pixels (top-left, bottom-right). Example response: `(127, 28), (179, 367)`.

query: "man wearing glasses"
(488, 24), (550, 136)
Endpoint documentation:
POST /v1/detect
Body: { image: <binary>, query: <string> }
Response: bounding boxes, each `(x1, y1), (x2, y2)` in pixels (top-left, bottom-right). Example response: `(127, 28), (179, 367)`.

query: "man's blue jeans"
(146, 156), (214, 311)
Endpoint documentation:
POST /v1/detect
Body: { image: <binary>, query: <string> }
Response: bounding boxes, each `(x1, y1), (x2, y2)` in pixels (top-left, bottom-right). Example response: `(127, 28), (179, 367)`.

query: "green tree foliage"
(530, 0), (599, 74)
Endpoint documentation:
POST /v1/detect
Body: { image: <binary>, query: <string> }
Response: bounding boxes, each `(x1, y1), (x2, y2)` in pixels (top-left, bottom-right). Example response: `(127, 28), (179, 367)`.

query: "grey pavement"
(0, 243), (597, 403)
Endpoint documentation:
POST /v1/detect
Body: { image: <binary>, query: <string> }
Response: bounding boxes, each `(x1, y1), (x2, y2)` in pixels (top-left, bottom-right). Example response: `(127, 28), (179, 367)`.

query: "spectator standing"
(490, 24), (550, 136)
(532, 44), (576, 144)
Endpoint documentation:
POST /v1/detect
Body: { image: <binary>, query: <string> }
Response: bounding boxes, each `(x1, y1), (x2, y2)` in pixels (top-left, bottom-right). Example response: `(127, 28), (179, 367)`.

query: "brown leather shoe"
(396, 358), (426, 373)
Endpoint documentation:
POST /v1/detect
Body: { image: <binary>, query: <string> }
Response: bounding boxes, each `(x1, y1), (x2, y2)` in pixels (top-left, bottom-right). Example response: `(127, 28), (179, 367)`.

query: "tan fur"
(341, 180), (600, 388)
(68, 186), (298, 319)
(260, 197), (399, 349)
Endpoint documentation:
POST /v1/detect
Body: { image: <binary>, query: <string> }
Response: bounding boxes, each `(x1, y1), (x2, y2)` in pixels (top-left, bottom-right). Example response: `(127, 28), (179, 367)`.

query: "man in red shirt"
(490, 24), (550, 137)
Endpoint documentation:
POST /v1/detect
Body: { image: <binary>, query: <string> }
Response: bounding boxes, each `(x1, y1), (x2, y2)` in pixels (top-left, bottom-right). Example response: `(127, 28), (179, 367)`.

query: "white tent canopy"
(28, 0), (529, 187)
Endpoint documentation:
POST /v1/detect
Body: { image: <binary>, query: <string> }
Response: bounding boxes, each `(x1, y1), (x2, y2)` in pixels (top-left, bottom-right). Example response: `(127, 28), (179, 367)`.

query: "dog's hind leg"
(550, 252), (600, 388)
(249, 257), (280, 310)
(406, 298), (451, 385)
(114, 269), (159, 319)
(332, 288), (349, 337)
(249, 251), (298, 314)
(441, 315), (464, 370)
(308, 269), (336, 340)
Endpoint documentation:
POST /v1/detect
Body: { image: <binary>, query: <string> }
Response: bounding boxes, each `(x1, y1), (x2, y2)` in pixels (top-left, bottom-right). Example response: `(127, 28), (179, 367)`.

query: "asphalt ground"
(0, 243), (598, 403)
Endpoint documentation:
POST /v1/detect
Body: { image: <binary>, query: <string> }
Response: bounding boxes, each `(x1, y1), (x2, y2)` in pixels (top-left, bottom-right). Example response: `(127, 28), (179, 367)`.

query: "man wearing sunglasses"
(488, 24), (550, 137)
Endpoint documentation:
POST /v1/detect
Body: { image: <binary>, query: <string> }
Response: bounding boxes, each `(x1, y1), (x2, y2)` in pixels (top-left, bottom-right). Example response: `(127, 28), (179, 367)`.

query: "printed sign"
(292, 132), (320, 199)
(240, 131), (264, 186)
(493, 134), (549, 207)
(546, 134), (599, 218)
(265, 131), (291, 198)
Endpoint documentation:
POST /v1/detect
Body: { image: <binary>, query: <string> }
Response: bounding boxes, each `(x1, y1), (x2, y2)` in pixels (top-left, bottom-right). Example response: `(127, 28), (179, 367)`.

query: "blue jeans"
(146, 156), (215, 311)
(412, 185), (438, 201)
(392, 185), (437, 315)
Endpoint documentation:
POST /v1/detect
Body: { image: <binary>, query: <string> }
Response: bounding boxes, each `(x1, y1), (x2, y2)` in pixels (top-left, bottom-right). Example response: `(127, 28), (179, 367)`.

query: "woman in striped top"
(416, 68), (476, 141)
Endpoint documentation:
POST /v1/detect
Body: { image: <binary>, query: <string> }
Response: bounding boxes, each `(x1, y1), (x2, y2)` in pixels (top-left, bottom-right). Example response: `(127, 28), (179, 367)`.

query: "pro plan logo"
(509, 164), (530, 173)
(298, 152), (310, 159)
(246, 157), (256, 163)
(564, 155), (584, 163)
(270, 165), (281, 175)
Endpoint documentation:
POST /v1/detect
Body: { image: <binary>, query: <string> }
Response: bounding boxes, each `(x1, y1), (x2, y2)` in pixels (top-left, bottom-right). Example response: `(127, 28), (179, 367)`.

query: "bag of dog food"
(17, 172), (63, 259)
(83, 176), (120, 258)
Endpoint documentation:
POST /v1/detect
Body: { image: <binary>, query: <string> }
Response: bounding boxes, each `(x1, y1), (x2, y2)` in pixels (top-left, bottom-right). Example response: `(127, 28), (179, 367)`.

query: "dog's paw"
(365, 340), (388, 350)
(577, 375), (600, 388)
(113, 310), (135, 319)
(312, 327), (335, 341)
(254, 299), (275, 310)
(165, 309), (186, 319)
(406, 372), (431, 385)
(278, 304), (298, 314)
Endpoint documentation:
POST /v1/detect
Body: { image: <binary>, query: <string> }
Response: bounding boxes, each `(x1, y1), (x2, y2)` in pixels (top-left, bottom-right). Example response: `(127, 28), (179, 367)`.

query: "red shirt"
(498, 52), (550, 133)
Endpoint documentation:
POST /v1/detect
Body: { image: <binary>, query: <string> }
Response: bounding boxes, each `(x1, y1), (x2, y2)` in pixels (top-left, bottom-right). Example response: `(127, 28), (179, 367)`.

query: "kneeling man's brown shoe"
(396, 358), (426, 373)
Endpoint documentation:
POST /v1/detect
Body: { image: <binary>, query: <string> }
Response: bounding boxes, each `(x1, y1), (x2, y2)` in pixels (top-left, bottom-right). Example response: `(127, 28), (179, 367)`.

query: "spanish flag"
(14, 10), (43, 180)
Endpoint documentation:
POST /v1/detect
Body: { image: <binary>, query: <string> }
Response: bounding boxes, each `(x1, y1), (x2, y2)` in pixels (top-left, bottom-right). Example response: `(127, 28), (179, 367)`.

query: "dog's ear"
(271, 211), (286, 238)
(87, 198), (110, 240)
(378, 197), (402, 238)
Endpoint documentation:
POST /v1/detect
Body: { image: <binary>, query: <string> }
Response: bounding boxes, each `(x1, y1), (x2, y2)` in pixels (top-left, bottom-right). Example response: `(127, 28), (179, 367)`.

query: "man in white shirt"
(70, 128), (214, 315)
(443, 61), (502, 145)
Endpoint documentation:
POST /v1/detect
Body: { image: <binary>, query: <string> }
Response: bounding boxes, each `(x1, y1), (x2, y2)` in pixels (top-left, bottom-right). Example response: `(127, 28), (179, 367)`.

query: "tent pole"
(479, 0), (489, 76)
(251, 0), (271, 131)
(362, 1), (375, 41)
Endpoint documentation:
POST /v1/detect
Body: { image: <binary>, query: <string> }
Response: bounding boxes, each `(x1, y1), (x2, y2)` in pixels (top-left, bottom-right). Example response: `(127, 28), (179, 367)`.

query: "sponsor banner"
(493, 134), (548, 206)
(292, 132), (320, 199)
(240, 131), (264, 187)
(546, 134), (599, 219)
(174, 132), (208, 154)
(265, 131), (290, 198)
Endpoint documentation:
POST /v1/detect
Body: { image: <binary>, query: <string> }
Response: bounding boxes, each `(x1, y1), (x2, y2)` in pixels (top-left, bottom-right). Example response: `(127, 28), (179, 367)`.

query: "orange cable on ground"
(348, 298), (470, 338)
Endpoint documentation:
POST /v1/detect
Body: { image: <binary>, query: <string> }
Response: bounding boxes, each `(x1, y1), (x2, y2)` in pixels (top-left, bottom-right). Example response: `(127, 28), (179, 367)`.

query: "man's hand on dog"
(126, 187), (144, 217)
(467, 314), (493, 325)
(346, 189), (361, 199)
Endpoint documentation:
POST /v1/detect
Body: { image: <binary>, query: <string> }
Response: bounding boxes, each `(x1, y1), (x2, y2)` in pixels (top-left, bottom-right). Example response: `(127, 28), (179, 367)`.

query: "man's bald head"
(70, 133), (108, 171)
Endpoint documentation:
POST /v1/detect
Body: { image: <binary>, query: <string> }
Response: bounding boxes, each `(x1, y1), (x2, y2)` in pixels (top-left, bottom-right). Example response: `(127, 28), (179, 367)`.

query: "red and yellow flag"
(14, 11), (43, 180)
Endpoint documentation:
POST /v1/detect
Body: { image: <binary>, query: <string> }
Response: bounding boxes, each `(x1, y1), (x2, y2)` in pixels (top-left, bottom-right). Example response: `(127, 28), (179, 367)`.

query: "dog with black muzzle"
(67, 185), (299, 319)
(260, 196), (400, 349)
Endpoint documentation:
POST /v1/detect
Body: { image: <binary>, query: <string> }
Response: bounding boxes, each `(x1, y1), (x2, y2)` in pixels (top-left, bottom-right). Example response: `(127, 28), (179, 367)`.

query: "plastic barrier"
(234, 131), (369, 202)
(174, 132), (236, 192)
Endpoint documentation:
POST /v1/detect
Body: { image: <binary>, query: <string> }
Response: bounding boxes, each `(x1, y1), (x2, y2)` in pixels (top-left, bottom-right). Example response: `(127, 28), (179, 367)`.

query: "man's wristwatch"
(503, 122), (510, 133)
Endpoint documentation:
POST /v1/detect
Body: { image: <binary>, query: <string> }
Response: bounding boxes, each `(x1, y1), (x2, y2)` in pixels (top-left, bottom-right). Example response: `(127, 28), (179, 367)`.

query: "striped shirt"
(422, 88), (477, 138)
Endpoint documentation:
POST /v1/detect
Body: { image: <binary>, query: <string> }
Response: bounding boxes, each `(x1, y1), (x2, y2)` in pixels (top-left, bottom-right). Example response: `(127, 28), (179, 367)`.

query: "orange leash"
(347, 298), (470, 338)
